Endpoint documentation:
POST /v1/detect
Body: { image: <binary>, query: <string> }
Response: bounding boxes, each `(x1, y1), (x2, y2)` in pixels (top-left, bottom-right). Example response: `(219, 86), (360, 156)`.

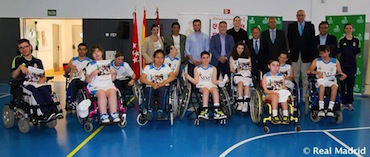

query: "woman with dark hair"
(142, 24), (164, 64)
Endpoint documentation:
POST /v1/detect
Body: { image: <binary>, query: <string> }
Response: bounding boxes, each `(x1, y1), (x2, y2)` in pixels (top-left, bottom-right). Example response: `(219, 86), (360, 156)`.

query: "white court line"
(324, 131), (363, 157)
(219, 126), (370, 157)
(0, 94), (11, 99)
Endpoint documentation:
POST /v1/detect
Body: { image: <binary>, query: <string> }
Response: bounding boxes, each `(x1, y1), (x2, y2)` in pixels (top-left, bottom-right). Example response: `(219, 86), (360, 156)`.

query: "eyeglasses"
(78, 48), (87, 51)
(18, 45), (30, 50)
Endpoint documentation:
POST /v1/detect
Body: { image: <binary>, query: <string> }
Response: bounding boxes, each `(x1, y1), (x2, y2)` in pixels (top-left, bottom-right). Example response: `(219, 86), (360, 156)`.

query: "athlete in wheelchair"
(136, 49), (176, 125)
(76, 45), (127, 131)
(259, 59), (300, 133)
(184, 51), (231, 125)
(307, 45), (346, 123)
(64, 43), (91, 111)
(2, 39), (62, 133)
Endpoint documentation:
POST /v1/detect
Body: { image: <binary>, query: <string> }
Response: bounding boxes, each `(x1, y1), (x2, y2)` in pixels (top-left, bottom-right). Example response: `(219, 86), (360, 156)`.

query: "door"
(72, 25), (82, 56)
(52, 24), (60, 72)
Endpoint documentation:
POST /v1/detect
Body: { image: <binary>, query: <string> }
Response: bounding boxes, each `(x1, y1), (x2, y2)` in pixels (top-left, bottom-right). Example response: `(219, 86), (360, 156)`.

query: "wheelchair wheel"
(295, 125), (301, 132)
(262, 126), (270, 133)
(335, 111), (343, 124)
(76, 89), (88, 104)
(46, 119), (57, 128)
(170, 112), (174, 126)
(77, 115), (84, 125)
(132, 81), (141, 100)
(18, 118), (30, 134)
(136, 114), (148, 126)
(251, 89), (263, 124)
(2, 105), (15, 128)
(179, 82), (191, 120)
(220, 86), (232, 117)
(171, 86), (179, 117)
(84, 122), (93, 132)
(310, 110), (321, 122)
(118, 120), (127, 128)
(304, 100), (310, 115)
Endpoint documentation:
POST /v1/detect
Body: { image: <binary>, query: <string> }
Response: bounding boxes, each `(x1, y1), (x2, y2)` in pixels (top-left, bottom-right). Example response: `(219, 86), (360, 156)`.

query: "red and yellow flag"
(141, 9), (147, 68)
(131, 11), (140, 78)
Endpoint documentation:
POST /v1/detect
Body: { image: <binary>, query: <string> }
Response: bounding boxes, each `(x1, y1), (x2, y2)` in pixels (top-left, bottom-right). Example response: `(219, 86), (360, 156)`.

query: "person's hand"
(90, 70), (99, 77)
(192, 59), (200, 66)
(71, 65), (78, 72)
(317, 72), (323, 78)
(19, 65), (29, 75)
(128, 79), (135, 86)
(152, 83), (160, 90)
(219, 56), (227, 63)
(110, 69), (117, 75)
(339, 73), (347, 81)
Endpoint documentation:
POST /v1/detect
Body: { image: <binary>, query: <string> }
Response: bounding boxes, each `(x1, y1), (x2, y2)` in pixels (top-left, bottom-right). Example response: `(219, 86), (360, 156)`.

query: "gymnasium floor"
(1, 76), (370, 157)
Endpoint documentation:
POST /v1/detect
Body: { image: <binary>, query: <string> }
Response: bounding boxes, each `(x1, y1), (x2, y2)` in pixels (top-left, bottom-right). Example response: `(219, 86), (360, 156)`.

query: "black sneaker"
(55, 111), (63, 119)
(44, 113), (55, 122)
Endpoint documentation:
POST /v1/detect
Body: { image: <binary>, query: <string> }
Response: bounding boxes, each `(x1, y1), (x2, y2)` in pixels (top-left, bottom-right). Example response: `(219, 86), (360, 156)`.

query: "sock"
(319, 101), (324, 110)
(272, 110), (278, 117)
(283, 110), (289, 117)
(238, 97), (243, 100)
(328, 101), (334, 110)
(214, 103), (220, 107)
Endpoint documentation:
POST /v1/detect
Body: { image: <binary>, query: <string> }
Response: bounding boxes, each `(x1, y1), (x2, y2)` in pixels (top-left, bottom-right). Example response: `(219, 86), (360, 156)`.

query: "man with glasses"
(65, 43), (91, 110)
(287, 10), (315, 103)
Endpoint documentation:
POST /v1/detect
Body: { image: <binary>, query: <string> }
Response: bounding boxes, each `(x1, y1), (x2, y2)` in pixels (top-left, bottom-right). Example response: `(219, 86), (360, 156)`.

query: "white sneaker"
(318, 110), (325, 117)
(242, 102), (248, 112)
(237, 102), (243, 111)
(111, 112), (120, 122)
(100, 114), (110, 123)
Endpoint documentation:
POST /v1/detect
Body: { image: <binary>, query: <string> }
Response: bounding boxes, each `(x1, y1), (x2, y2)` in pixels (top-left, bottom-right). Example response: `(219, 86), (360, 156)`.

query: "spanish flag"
(141, 9), (147, 68)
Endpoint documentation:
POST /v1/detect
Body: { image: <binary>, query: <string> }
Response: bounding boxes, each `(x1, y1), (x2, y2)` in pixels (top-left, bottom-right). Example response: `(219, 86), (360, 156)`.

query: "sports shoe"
(100, 114), (110, 123)
(111, 112), (120, 122)
(54, 111), (63, 119)
(341, 103), (348, 110)
(237, 102), (243, 111)
(146, 110), (153, 121)
(44, 113), (55, 122)
(326, 109), (334, 117)
(198, 109), (209, 119)
(214, 109), (227, 119)
(157, 110), (163, 120)
(281, 116), (289, 124)
(347, 104), (355, 111)
(242, 102), (249, 113)
(318, 109), (326, 117)
(271, 116), (281, 124)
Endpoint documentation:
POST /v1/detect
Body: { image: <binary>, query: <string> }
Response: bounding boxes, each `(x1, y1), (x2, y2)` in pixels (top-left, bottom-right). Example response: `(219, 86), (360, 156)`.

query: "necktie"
(271, 30), (275, 43)
(254, 40), (259, 54)
(299, 23), (303, 36)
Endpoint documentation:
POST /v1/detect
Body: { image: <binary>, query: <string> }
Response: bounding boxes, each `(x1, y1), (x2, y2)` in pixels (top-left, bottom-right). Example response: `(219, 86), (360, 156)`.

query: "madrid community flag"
(131, 11), (140, 78)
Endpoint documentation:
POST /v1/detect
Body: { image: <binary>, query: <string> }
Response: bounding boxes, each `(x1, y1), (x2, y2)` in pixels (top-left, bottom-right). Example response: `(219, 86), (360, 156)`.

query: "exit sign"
(48, 9), (57, 16)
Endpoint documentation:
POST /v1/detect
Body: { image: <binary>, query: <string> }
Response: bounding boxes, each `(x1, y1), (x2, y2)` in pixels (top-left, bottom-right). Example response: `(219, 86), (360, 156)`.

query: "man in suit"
(311, 21), (338, 59)
(227, 16), (248, 43)
(248, 27), (267, 80)
(164, 22), (187, 76)
(287, 10), (315, 102)
(261, 17), (287, 63)
(210, 21), (234, 78)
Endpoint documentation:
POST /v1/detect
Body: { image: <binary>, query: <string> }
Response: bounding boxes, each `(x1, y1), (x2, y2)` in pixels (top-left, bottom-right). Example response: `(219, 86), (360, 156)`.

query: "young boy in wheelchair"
(229, 42), (252, 113)
(110, 52), (136, 98)
(184, 51), (227, 120)
(11, 39), (62, 121)
(307, 45), (346, 117)
(64, 43), (91, 110)
(84, 45), (119, 123)
(262, 59), (291, 124)
(140, 49), (176, 120)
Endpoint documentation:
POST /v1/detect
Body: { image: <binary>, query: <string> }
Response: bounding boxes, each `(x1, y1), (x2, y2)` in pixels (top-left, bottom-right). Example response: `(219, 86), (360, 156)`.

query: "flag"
(132, 11), (140, 78)
(141, 9), (147, 68)
(155, 7), (161, 36)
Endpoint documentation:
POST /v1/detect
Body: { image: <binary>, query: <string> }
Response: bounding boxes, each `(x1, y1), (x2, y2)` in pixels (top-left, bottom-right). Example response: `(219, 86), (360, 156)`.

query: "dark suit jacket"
(163, 34), (187, 62)
(261, 29), (287, 62)
(209, 33), (234, 66)
(287, 21), (315, 63)
(311, 34), (338, 59)
(247, 38), (268, 77)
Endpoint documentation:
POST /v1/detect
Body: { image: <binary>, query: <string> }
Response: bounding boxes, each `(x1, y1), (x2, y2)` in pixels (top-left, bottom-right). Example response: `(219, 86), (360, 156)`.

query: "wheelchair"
(2, 77), (63, 133)
(306, 74), (343, 124)
(64, 74), (85, 111)
(75, 86), (127, 132)
(229, 73), (254, 115)
(114, 77), (140, 108)
(136, 80), (179, 126)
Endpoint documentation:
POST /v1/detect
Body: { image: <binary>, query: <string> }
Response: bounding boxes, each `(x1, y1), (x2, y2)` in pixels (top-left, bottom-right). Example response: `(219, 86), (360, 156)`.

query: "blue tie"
(254, 40), (259, 54)
(271, 30), (275, 43)
(299, 23), (303, 36)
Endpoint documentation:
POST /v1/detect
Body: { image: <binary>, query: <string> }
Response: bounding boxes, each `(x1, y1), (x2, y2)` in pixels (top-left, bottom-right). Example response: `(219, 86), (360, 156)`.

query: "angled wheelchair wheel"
(118, 120), (127, 128)
(18, 118), (30, 134)
(335, 111), (343, 124)
(310, 110), (321, 122)
(251, 89), (263, 124)
(220, 87), (232, 117)
(46, 119), (57, 128)
(171, 86), (179, 117)
(170, 112), (174, 126)
(84, 122), (93, 132)
(179, 82), (191, 120)
(2, 105), (15, 128)
(76, 89), (88, 104)
(262, 126), (270, 133)
(304, 100), (310, 115)
(132, 81), (141, 101)
(136, 114), (148, 126)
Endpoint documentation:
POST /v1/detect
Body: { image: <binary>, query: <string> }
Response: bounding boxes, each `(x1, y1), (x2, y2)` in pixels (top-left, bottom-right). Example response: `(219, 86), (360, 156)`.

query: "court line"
(324, 131), (363, 157)
(66, 125), (105, 157)
(0, 94), (11, 99)
(219, 126), (370, 157)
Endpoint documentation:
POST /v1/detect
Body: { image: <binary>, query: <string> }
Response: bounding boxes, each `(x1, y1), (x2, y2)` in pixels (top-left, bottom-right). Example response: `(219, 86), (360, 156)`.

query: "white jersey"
(142, 63), (172, 86)
(164, 55), (180, 73)
(110, 61), (134, 80)
(279, 64), (291, 78)
(265, 72), (284, 91)
(316, 57), (337, 81)
(230, 57), (251, 77)
(197, 65), (214, 85)
(85, 60), (114, 89)
(71, 57), (91, 79)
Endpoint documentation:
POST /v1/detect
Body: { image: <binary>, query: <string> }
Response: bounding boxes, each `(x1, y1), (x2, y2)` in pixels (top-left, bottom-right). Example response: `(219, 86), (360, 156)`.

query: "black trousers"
(340, 66), (356, 104)
(216, 61), (231, 79)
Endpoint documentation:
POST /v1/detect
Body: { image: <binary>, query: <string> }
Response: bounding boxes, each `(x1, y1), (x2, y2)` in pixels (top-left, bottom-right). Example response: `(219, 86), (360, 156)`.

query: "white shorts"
(234, 76), (253, 87)
(315, 78), (338, 88)
(87, 84), (116, 95)
(196, 82), (217, 91)
(276, 89), (291, 103)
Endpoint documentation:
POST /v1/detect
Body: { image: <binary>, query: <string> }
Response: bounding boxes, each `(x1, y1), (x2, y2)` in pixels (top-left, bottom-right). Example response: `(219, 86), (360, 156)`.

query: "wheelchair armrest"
(9, 77), (25, 86)
(46, 76), (54, 82)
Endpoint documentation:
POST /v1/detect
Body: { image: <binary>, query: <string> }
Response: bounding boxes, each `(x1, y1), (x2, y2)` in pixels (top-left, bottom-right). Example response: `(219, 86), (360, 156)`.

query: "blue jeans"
(144, 86), (169, 111)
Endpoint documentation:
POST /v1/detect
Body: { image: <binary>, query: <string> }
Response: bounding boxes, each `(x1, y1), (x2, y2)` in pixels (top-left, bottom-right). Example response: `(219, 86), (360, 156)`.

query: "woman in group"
(142, 24), (164, 64)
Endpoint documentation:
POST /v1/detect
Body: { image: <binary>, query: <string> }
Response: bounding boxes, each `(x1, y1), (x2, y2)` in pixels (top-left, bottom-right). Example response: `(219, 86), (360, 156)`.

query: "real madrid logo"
(318, 66), (322, 70)
(353, 42), (356, 47)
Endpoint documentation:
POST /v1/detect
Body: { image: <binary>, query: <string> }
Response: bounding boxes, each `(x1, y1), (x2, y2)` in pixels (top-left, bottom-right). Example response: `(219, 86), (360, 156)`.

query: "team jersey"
(85, 60), (114, 88)
(164, 55), (180, 73)
(197, 65), (214, 85)
(230, 57), (251, 77)
(265, 72), (284, 91)
(110, 61), (134, 80)
(142, 63), (172, 86)
(316, 57), (337, 81)
(279, 64), (292, 77)
(71, 56), (91, 79)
